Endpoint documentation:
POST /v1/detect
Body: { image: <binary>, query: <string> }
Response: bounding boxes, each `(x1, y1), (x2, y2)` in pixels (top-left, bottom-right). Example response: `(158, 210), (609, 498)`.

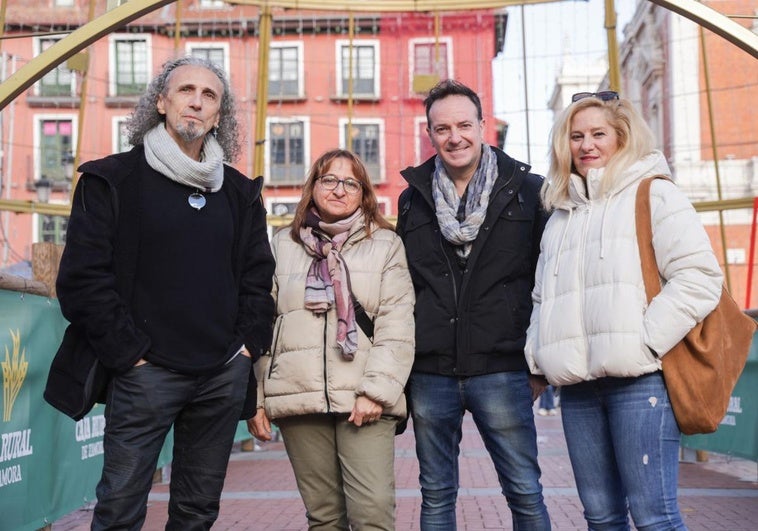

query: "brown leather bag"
(635, 176), (757, 435)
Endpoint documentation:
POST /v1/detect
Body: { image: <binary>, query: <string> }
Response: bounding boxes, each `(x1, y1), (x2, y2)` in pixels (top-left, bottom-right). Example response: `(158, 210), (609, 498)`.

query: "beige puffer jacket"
(255, 222), (415, 420)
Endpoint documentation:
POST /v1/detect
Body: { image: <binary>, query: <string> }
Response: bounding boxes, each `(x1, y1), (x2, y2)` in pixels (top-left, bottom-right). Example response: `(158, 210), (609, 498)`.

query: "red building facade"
(0, 1), (506, 267)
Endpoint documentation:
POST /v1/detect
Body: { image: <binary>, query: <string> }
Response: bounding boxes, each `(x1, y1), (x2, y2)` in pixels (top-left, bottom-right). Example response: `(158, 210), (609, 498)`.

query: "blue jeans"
(539, 385), (556, 410)
(408, 371), (551, 531)
(561, 372), (686, 531)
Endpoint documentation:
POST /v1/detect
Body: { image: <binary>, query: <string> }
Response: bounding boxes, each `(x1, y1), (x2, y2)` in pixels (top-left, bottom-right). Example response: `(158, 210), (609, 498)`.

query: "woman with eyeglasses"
(248, 148), (415, 530)
(525, 93), (722, 530)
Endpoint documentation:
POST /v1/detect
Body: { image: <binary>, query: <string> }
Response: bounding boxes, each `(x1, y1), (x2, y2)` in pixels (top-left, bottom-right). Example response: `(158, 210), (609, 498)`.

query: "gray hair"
(126, 56), (241, 162)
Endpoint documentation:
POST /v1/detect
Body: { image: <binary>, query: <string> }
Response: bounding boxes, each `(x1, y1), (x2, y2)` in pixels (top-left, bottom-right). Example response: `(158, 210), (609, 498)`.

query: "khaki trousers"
(277, 413), (398, 531)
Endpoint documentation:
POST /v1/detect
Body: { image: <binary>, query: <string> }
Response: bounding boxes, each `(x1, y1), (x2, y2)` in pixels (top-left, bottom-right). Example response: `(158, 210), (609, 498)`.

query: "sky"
(493, 0), (638, 175)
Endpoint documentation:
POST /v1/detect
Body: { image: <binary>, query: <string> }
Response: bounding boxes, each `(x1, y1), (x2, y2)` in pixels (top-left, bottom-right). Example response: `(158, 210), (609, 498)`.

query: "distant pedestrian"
(527, 91), (722, 529)
(538, 385), (557, 416)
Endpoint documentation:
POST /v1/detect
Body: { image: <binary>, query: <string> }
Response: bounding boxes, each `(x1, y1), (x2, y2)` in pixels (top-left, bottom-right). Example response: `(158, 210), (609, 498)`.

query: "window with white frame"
(198, 0), (226, 8)
(112, 117), (132, 153)
(266, 197), (300, 239)
(336, 40), (379, 97)
(187, 43), (230, 76)
(36, 37), (74, 97)
(269, 43), (303, 98)
(267, 197), (299, 217)
(415, 116), (436, 165)
(38, 215), (68, 245)
(267, 118), (309, 185)
(376, 197), (391, 216)
(109, 35), (150, 97)
(340, 119), (383, 183)
(37, 117), (75, 184)
(410, 37), (452, 95)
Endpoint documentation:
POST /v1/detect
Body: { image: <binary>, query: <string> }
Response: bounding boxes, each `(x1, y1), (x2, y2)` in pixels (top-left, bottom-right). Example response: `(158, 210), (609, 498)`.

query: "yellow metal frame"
(1, 0), (756, 112)
(0, 0), (756, 219)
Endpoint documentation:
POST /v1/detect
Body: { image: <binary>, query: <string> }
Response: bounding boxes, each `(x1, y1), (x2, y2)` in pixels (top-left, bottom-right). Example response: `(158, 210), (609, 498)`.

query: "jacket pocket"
(267, 314), (285, 378)
(44, 324), (111, 421)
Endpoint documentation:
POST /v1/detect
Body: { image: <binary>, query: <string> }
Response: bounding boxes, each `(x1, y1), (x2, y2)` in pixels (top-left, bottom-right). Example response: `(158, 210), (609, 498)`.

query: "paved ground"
(53, 408), (757, 530)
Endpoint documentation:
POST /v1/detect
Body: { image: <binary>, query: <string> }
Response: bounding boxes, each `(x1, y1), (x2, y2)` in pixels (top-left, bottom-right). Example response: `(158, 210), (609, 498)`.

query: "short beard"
(175, 122), (205, 144)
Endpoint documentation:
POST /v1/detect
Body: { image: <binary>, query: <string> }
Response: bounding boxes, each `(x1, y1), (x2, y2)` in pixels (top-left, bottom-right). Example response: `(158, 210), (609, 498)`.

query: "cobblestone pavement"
(53, 409), (757, 530)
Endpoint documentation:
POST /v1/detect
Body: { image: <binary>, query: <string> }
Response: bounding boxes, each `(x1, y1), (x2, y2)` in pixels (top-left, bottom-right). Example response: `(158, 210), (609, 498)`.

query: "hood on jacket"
(557, 150), (671, 211)
(551, 150), (672, 269)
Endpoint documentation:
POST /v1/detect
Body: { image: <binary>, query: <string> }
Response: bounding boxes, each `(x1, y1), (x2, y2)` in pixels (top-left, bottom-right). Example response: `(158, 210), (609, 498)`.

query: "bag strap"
(353, 299), (375, 340)
(635, 175), (671, 304)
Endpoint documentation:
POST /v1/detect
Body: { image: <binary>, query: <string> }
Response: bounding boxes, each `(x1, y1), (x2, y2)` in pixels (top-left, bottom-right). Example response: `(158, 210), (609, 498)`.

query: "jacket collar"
(400, 146), (530, 210)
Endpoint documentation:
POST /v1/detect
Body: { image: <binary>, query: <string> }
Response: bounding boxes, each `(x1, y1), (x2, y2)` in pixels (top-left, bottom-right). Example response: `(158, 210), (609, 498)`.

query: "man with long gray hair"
(52, 56), (275, 529)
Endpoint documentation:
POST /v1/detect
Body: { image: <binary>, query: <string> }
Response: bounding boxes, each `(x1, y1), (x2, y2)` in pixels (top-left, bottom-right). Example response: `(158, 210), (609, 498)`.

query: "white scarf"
(143, 124), (224, 192)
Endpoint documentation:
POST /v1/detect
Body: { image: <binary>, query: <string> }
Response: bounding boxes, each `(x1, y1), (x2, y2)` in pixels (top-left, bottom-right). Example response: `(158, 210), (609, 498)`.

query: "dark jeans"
(408, 371), (551, 531)
(92, 355), (250, 531)
(539, 385), (556, 410)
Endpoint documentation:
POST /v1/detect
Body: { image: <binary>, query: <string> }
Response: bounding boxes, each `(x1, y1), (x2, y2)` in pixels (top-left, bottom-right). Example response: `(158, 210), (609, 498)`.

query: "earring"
(212, 126), (218, 138)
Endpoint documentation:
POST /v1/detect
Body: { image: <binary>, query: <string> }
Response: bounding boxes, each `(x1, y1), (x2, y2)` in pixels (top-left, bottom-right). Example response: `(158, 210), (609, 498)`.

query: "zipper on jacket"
(267, 316), (284, 379)
(452, 175), (513, 317)
(579, 204), (592, 357)
(451, 167), (520, 371)
(321, 313), (332, 412)
(439, 234), (458, 305)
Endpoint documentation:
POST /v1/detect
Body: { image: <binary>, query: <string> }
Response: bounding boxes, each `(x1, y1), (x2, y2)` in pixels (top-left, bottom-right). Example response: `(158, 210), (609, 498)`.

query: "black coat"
(46, 146), (274, 419)
(397, 147), (547, 376)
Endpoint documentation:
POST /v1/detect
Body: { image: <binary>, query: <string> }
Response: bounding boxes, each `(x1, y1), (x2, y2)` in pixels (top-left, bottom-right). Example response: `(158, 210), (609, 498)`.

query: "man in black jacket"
(53, 56), (274, 530)
(397, 79), (551, 530)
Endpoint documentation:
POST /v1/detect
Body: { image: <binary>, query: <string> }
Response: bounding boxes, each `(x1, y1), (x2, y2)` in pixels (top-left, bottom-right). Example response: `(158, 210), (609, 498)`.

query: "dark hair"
(126, 56), (241, 162)
(290, 149), (393, 244)
(424, 79), (483, 124)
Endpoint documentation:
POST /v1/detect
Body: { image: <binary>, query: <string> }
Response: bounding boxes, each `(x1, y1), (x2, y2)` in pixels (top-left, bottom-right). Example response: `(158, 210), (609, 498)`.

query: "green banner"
(0, 290), (253, 531)
(1, 288), (754, 530)
(0, 289), (102, 531)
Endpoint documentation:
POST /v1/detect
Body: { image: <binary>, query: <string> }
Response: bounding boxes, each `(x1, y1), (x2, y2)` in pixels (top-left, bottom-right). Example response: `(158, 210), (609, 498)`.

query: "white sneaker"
(538, 408), (548, 416)
(548, 409), (557, 416)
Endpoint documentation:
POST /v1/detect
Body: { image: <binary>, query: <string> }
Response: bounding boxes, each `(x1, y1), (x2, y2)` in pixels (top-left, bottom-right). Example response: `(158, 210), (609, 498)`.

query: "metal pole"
(174, 0), (183, 54)
(746, 199), (758, 308)
(699, 26), (731, 292)
(253, 4), (272, 179)
(71, 0), (98, 195)
(604, 0), (621, 92)
(0, 0), (7, 52)
(347, 12), (354, 134)
(520, 5), (531, 163)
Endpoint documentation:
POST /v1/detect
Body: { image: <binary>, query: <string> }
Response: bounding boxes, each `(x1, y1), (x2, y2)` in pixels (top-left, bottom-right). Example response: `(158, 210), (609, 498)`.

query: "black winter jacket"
(397, 147), (547, 376)
(53, 146), (275, 418)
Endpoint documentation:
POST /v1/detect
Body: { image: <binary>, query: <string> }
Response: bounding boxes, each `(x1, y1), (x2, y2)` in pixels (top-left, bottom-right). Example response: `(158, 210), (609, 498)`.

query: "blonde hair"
(542, 97), (655, 211)
(290, 149), (393, 244)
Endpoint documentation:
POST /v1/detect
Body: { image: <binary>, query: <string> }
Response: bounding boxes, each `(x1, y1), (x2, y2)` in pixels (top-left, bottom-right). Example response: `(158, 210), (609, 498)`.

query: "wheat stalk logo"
(2, 329), (28, 422)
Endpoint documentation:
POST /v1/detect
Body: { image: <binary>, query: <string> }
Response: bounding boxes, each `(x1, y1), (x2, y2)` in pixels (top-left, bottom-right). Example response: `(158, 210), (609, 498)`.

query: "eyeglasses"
(571, 90), (620, 103)
(317, 174), (363, 195)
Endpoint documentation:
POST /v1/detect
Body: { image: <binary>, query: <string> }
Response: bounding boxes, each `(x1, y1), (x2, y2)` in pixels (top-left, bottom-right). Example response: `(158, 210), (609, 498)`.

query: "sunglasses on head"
(571, 90), (619, 103)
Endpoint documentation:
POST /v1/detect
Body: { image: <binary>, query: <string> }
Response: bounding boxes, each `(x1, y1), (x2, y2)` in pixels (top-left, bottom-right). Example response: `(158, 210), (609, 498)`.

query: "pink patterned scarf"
(299, 207), (363, 360)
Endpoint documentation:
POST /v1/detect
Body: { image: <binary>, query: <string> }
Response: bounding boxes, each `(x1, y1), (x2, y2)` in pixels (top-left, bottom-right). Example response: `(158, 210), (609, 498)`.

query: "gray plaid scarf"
(432, 144), (498, 259)
(143, 124), (224, 192)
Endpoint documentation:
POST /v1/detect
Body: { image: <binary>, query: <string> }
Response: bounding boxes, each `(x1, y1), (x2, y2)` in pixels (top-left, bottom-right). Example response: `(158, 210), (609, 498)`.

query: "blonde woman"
(526, 92), (722, 530)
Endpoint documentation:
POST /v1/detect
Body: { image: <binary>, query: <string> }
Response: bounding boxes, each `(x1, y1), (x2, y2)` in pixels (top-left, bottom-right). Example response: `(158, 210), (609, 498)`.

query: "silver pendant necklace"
(188, 190), (206, 210)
